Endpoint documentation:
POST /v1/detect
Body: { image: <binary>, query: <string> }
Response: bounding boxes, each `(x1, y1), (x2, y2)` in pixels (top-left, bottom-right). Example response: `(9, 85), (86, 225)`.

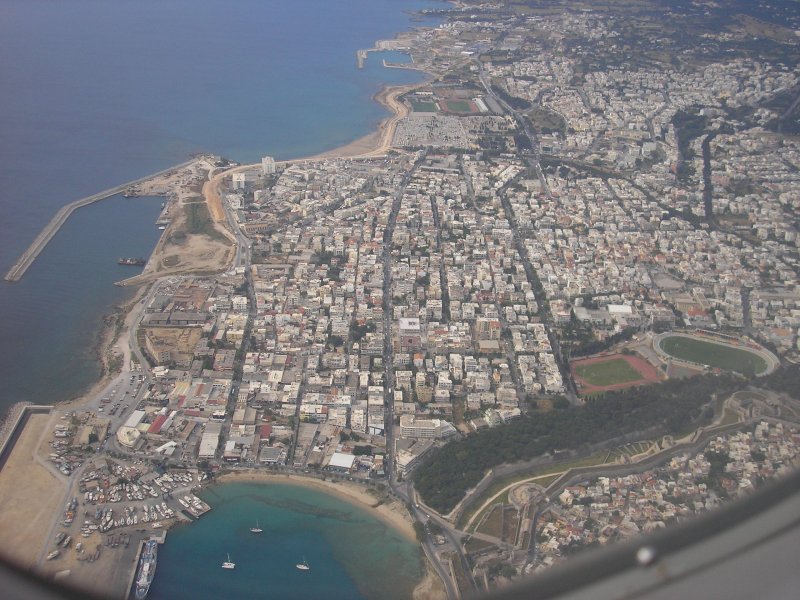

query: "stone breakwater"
(0, 402), (31, 449)
(4, 160), (196, 283)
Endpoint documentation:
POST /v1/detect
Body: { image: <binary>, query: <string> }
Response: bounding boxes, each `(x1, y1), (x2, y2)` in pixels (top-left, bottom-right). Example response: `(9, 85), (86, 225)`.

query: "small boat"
(222, 553), (235, 569)
(296, 557), (310, 571)
(118, 257), (146, 266)
(250, 520), (263, 533)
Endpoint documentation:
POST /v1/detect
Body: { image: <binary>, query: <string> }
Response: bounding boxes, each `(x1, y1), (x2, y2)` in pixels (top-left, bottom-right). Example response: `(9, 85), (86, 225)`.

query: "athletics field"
(571, 354), (663, 395)
(654, 333), (778, 376)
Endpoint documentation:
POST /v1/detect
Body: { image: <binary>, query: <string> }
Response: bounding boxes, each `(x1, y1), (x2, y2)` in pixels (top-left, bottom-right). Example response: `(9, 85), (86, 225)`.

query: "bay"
(148, 482), (423, 600)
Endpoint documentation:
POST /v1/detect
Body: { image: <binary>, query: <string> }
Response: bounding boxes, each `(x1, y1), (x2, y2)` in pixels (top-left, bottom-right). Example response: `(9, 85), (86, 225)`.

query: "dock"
(3, 159), (196, 283)
(382, 59), (416, 70)
(126, 532), (167, 600)
(125, 539), (145, 600)
(356, 48), (378, 69)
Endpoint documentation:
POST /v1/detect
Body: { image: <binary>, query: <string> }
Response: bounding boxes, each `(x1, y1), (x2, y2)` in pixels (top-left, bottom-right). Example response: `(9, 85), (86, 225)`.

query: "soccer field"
(410, 99), (438, 112)
(443, 100), (475, 113)
(573, 358), (644, 387)
(659, 336), (768, 374)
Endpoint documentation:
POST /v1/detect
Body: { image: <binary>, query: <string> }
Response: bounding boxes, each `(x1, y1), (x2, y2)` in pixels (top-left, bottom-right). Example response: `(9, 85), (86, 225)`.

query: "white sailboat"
(250, 520), (263, 533)
(222, 553), (235, 569)
(296, 556), (310, 571)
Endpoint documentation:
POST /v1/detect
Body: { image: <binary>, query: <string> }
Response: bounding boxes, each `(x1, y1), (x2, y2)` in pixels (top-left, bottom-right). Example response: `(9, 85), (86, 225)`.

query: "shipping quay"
(126, 532), (166, 600)
(3, 159), (196, 283)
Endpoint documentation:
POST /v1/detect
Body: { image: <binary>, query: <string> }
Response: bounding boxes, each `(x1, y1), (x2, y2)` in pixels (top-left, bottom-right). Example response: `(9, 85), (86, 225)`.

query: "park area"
(657, 334), (770, 375)
(572, 354), (663, 395)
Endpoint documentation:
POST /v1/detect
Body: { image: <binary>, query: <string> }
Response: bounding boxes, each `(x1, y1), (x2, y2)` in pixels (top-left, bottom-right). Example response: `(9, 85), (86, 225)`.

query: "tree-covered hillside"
(414, 373), (741, 514)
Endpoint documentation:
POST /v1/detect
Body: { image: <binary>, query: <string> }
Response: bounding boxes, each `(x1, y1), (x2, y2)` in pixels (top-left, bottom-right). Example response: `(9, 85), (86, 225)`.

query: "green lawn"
(410, 99), (438, 112)
(574, 358), (643, 386)
(660, 336), (767, 375)
(444, 100), (474, 113)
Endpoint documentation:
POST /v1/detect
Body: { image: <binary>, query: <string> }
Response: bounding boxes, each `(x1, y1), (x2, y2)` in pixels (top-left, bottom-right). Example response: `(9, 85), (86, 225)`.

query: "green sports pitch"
(659, 336), (768, 374)
(573, 358), (644, 387)
(443, 100), (475, 113)
(410, 99), (438, 112)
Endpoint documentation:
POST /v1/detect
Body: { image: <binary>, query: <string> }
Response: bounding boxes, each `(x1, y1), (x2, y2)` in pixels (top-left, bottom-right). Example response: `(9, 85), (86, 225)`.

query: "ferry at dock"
(134, 539), (158, 599)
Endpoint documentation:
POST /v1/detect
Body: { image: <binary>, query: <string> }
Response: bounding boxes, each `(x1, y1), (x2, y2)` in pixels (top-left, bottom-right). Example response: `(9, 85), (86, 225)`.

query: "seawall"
(0, 404), (52, 472)
(4, 159), (196, 283)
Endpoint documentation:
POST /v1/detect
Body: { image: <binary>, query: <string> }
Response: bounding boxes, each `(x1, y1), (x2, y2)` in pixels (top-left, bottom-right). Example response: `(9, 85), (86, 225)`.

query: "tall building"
(261, 155), (276, 176)
(395, 317), (423, 353)
(399, 414), (457, 440)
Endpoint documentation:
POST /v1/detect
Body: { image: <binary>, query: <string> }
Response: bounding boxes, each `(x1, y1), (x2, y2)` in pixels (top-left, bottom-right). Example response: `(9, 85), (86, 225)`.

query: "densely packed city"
(4, 1), (800, 597)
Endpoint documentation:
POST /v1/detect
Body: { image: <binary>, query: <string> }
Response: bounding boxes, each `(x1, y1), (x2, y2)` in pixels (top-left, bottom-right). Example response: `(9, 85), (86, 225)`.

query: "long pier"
(3, 159), (196, 283)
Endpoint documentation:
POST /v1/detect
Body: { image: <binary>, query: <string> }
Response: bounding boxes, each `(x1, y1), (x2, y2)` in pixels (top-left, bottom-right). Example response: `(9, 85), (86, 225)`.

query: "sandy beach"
(203, 78), (423, 228)
(215, 470), (416, 541)
(214, 470), (445, 600)
(0, 39), (441, 600)
(304, 81), (418, 160)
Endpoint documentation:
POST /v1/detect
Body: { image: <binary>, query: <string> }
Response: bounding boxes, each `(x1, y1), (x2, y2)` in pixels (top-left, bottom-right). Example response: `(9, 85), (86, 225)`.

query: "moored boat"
(134, 539), (158, 600)
(118, 257), (146, 266)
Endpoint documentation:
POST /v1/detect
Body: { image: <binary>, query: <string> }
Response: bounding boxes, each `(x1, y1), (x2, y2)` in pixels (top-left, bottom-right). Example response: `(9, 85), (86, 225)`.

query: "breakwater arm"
(3, 159), (196, 282)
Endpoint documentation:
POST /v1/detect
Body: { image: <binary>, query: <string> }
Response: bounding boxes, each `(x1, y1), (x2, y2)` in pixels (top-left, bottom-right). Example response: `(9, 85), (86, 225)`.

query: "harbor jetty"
(3, 159), (196, 283)
(356, 47), (377, 69)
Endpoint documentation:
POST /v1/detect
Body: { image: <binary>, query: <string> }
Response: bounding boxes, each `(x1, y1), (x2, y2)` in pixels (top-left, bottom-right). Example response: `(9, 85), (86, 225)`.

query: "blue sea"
(0, 0), (436, 413)
(0, 0), (438, 596)
(149, 482), (423, 600)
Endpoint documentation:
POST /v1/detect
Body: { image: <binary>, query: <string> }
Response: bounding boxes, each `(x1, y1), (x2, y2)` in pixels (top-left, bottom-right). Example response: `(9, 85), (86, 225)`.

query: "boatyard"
(0, 401), (212, 598)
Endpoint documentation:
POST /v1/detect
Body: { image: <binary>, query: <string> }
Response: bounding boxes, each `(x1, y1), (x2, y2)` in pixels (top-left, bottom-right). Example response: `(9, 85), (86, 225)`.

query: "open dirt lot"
(0, 413), (65, 569)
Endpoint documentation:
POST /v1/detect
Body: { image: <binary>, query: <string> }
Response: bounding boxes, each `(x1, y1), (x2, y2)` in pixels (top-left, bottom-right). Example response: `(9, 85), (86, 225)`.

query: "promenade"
(3, 159), (196, 283)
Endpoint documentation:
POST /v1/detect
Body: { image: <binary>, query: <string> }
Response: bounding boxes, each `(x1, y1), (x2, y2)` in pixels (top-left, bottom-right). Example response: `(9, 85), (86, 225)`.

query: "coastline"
(201, 76), (425, 233)
(210, 471), (444, 600)
(55, 282), (151, 413)
(0, 20), (442, 600)
(213, 470), (416, 542)
(301, 80), (419, 160)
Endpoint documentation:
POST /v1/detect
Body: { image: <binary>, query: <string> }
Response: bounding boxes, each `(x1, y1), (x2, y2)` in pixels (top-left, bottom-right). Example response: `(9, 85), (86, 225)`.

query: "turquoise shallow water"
(0, 0), (438, 413)
(149, 482), (423, 600)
